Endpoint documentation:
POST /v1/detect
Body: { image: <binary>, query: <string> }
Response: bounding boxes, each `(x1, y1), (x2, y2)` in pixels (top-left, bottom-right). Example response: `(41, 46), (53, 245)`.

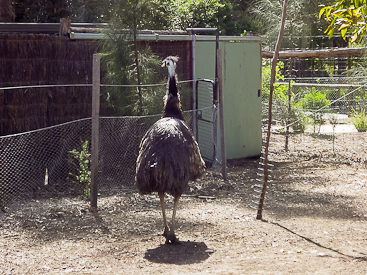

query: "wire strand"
(0, 79), (197, 91)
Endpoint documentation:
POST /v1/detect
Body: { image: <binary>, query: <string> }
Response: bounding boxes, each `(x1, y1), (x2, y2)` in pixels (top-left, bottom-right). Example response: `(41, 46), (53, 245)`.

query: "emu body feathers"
(136, 117), (204, 197)
(135, 56), (205, 244)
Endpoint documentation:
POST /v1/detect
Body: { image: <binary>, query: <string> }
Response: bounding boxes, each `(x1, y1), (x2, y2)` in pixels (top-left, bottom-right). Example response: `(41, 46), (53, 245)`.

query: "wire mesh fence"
(267, 76), (367, 135)
(254, 74), (367, 213)
(0, 118), (92, 208)
(0, 80), (217, 209)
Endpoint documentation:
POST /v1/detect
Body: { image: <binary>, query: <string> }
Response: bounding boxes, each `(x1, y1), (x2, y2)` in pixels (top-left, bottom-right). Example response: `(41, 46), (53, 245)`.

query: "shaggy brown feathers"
(135, 56), (205, 197)
(136, 118), (205, 197)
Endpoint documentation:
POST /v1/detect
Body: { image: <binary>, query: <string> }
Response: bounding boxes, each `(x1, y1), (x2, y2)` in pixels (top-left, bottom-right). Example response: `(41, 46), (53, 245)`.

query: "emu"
(135, 56), (205, 244)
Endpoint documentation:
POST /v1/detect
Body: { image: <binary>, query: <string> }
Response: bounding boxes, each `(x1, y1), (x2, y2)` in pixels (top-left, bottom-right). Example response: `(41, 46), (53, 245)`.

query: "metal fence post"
(90, 53), (100, 209)
(217, 49), (227, 181)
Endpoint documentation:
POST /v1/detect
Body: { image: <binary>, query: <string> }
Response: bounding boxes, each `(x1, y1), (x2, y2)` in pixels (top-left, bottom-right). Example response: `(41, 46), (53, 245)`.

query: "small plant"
(262, 60), (308, 133)
(69, 140), (91, 199)
(297, 88), (331, 133)
(291, 109), (310, 133)
(351, 108), (367, 132)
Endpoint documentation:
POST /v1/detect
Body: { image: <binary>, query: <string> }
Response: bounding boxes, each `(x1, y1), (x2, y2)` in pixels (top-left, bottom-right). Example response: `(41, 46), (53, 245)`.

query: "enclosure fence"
(0, 79), (218, 210)
(269, 76), (367, 134)
(253, 75), (367, 214)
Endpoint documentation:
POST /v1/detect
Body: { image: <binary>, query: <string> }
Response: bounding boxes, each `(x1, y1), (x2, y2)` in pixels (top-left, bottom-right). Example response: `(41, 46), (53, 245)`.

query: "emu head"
(162, 56), (179, 78)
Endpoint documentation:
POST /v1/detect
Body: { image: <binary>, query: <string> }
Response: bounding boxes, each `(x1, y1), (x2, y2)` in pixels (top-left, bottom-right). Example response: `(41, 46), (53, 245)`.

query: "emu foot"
(163, 230), (180, 245)
(165, 236), (181, 245)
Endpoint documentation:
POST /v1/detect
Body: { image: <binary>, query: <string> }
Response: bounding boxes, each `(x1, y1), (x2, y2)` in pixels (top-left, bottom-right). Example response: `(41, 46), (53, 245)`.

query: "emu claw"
(163, 230), (180, 244)
(165, 237), (181, 245)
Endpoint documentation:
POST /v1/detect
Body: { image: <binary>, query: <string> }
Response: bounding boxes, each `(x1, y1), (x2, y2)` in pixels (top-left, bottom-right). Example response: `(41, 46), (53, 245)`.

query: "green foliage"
(106, 0), (239, 35)
(101, 0), (198, 116)
(262, 60), (308, 133)
(229, 0), (262, 36)
(100, 34), (134, 116)
(355, 90), (367, 109)
(13, 0), (111, 23)
(100, 36), (164, 115)
(101, 1), (165, 116)
(297, 89), (331, 111)
(150, 0), (237, 34)
(11, 0), (262, 36)
(261, 60), (287, 101)
(296, 88), (331, 126)
(319, 0), (367, 43)
(351, 108), (367, 131)
(13, 0), (70, 22)
(109, 0), (152, 29)
(69, 140), (91, 199)
(251, 0), (330, 49)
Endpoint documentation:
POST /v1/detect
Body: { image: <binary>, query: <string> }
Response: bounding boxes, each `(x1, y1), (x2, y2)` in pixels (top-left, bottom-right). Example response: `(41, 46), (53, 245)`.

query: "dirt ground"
(1, 132), (367, 274)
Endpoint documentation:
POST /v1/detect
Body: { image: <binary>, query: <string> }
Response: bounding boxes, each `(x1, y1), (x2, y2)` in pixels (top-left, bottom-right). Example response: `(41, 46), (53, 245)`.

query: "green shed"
(194, 36), (262, 160)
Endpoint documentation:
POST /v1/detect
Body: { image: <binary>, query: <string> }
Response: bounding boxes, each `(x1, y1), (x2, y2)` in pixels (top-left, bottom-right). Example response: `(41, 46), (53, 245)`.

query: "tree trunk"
(257, 0), (288, 220)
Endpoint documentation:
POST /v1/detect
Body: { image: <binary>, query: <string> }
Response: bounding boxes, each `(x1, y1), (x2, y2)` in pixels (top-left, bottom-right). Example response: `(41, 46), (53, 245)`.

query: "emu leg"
(158, 192), (180, 244)
(168, 196), (180, 244)
(158, 192), (169, 238)
(171, 196), (180, 231)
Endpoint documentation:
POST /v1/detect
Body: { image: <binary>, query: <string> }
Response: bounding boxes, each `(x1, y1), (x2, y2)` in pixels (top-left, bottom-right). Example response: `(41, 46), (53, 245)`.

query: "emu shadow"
(144, 241), (213, 265)
(91, 209), (111, 235)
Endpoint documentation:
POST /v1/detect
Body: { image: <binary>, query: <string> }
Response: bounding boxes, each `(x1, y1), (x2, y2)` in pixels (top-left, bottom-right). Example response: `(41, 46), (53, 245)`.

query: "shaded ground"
(1, 132), (367, 274)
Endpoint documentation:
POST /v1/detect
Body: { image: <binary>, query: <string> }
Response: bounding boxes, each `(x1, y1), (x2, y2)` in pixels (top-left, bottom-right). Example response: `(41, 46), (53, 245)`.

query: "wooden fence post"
(90, 54), (100, 209)
(59, 18), (71, 36)
(217, 49), (227, 181)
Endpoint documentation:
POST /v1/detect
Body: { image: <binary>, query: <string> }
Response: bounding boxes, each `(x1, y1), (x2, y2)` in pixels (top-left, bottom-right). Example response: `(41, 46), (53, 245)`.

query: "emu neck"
(168, 75), (178, 97)
(162, 76), (184, 121)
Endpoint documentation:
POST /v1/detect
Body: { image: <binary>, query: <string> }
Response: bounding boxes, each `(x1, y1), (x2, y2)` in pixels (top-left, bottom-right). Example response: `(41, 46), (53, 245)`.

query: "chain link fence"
(254, 73), (367, 214)
(267, 76), (367, 135)
(0, 118), (91, 208)
(0, 80), (217, 209)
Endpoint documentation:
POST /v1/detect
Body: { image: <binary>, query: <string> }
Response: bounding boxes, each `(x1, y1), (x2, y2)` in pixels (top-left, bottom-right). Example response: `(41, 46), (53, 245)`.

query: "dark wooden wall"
(0, 34), (191, 136)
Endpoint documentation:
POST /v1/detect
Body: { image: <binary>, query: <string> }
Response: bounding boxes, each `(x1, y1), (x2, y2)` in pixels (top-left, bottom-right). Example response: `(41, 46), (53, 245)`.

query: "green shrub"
(297, 88), (330, 127)
(351, 108), (367, 132)
(69, 140), (91, 199)
(262, 60), (308, 133)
